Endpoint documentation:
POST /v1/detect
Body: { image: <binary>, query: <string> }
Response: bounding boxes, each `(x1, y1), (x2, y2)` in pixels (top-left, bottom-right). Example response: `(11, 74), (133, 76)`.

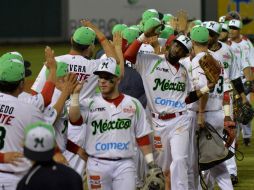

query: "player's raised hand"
(44, 46), (57, 71)
(61, 73), (79, 95)
(80, 19), (104, 39)
(177, 10), (188, 33)
(113, 32), (122, 49)
(4, 152), (23, 166)
(144, 24), (162, 38)
(169, 16), (178, 31)
(73, 80), (85, 94)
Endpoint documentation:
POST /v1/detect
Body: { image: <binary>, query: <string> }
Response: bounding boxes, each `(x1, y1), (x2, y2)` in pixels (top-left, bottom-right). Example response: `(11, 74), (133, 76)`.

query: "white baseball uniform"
(78, 94), (151, 190)
(32, 55), (107, 174)
(183, 50), (233, 190)
(0, 93), (45, 190)
(133, 53), (192, 190)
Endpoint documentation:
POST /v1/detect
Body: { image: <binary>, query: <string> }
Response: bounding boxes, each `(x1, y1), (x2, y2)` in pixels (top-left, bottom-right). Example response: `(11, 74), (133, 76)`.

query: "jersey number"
(0, 127), (6, 149)
(210, 76), (224, 94)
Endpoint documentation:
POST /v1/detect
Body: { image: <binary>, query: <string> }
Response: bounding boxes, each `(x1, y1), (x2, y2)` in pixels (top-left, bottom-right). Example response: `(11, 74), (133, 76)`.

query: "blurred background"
(0, 0), (254, 83)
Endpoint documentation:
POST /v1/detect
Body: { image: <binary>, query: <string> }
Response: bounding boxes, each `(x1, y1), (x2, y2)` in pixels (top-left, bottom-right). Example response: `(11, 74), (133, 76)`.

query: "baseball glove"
(244, 80), (254, 95)
(233, 95), (254, 125)
(199, 53), (221, 84)
(141, 162), (165, 190)
(223, 120), (236, 148)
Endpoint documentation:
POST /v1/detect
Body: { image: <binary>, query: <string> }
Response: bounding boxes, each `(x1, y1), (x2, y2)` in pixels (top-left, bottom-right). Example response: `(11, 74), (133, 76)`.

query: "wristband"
(145, 153), (154, 164)
(137, 33), (145, 42)
(99, 37), (106, 43)
(223, 104), (230, 117)
(70, 93), (79, 107)
(200, 85), (210, 94)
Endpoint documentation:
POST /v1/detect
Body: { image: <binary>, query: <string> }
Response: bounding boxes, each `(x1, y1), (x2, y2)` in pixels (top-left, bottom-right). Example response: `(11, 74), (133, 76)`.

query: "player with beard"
(124, 26), (215, 189)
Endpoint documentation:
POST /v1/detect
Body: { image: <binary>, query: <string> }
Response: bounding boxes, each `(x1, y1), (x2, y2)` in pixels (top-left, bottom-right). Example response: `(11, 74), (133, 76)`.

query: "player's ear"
(17, 80), (25, 94)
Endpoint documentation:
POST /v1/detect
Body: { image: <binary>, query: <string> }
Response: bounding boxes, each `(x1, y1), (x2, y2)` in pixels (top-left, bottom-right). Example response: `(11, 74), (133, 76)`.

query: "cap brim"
(24, 146), (54, 162)
(93, 71), (117, 77)
(174, 40), (189, 53)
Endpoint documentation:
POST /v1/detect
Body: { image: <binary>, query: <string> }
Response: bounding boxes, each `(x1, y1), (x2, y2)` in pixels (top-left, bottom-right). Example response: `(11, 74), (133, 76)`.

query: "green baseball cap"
(0, 59), (25, 82)
(112, 24), (128, 35)
(45, 61), (68, 78)
(94, 57), (120, 77)
(142, 9), (159, 22)
(143, 17), (161, 33)
(0, 52), (24, 63)
(193, 20), (202, 26)
(162, 14), (173, 23)
(122, 27), (139, 44)
(190, 26), (209, 43)
(159, 25), (174, 39)
(73, 27), (96, 45)
(24, 122), (55, 161)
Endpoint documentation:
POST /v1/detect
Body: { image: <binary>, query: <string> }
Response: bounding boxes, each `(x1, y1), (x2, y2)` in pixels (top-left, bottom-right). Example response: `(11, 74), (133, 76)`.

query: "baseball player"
(17, 122), (83, 190)
(0, 58), (47, 190)
(32, 21), (121, 174)
(187, 25), (234, 190)
(124, 22), (216, 189)
(228, 19), (254, 147)
(68, 58), (161, 190)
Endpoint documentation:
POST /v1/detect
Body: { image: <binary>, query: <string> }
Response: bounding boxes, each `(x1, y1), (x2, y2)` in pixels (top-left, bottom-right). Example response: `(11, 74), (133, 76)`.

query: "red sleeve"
(122, 38), (128, 53)
(66, 139), (80, 154)
(136, 135), (150, 146)
(223, 91), (230, 104)
(69, 116), (83, 126)
(124, 39), (143, 64)
(0, 153), (4, 163)
(41, 81), (55, 107)
(31, 90), (38, 95)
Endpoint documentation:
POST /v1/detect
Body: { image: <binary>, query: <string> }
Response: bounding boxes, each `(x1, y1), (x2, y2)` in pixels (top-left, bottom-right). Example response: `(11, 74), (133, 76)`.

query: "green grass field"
(1, 44), (253, 190)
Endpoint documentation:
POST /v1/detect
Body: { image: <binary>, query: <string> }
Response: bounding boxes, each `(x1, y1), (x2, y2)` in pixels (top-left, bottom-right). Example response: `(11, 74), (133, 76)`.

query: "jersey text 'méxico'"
(32, 55), (102, 101)
(0, 93), (45, 173)
(81, 95), (152, 159)
(134, 54), (191, 116)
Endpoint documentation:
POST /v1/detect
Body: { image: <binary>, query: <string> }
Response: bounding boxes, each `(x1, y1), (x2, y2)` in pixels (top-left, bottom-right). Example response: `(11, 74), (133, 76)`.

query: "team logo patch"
(154, 136), (163, 150)
(123, 106), (136, 114)
(89, 175), (102, 189)
(222, 53), (231, 60)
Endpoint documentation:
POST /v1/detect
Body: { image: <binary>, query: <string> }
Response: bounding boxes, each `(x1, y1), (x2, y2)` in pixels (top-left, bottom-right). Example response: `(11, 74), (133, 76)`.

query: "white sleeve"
(42, 106), (58, 125)
(31, 65), (47, 93)
(25, 94), (45, 112)
(133, 99), (152, 138)
(191, 64), (208, 90)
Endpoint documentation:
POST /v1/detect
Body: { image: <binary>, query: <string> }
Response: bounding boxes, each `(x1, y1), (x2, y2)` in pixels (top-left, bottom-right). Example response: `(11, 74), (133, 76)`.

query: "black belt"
(0, 170), (15, 174)
(89, 156), (122, 161)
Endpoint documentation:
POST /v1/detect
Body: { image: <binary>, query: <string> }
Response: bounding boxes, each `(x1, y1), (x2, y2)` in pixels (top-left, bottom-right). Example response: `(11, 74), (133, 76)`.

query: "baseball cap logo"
(101, 62), (109, 69)
(209, 22), (215, 28)
(34, 137), (44, 148)
(182, 37), (190, 44)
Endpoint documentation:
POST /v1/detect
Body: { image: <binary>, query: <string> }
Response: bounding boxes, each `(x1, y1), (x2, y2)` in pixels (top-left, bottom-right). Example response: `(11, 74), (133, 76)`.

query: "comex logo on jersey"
(155, 97), (186, 108)
(95, 141), (130, 151)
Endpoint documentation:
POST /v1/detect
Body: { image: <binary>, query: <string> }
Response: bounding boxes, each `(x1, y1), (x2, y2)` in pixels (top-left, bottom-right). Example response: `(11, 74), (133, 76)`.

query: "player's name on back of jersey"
(153, 78), (185, 92)
(0, 104), (14, 125)
(69, 65), (90, 81)
(91, 119), (131, 135)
